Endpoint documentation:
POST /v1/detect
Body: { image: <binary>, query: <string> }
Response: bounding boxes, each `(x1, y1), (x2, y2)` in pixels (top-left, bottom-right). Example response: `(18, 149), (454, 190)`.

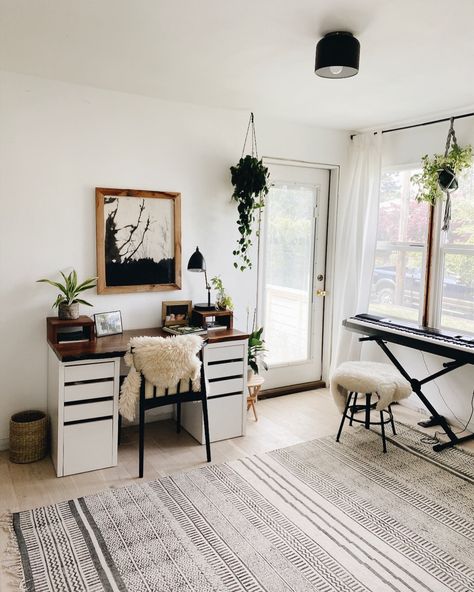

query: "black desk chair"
(136, 351), (211, 478)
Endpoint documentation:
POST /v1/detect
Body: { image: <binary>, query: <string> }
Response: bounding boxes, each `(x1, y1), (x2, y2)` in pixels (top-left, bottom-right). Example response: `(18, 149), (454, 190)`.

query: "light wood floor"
(2, 388), (473, 513)
(1, 388), (472, 590)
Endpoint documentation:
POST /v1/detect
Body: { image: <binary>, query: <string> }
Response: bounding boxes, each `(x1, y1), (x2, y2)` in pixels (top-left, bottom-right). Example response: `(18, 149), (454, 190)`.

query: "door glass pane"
(263, 183), (316, 366)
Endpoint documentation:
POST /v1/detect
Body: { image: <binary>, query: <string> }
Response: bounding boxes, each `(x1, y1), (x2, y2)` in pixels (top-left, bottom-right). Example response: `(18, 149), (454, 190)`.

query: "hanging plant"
(411, 145), (472, 205)
(230, 113), (270, 271)
(411, 118), (472, 230)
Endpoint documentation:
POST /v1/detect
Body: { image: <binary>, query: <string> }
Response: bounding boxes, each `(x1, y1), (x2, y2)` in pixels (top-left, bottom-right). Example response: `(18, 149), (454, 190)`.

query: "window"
(369, 168), (429, 323)
(369, 165), (474, 334)
(438, 169), (474, 333)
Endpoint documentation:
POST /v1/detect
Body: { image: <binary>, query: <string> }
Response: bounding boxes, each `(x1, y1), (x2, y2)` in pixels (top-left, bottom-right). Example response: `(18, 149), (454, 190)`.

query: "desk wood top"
(48, 327), (249, 362)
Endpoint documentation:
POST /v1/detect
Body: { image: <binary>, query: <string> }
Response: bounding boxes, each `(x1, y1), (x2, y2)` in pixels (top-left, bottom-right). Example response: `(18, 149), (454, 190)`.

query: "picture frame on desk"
(94, 310), (123, 337)
(95, 187), (182, 294)
(162, 300), (192, 327)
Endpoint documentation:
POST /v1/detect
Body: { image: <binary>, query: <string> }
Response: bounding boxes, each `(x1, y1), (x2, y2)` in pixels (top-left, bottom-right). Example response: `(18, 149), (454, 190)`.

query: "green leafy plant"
(248, 327), (268, 374)
(210, 276), (234, 310)
(230, 155), (269, 271)
(37, 270), (97, 308)
(411, 144), (473, 205)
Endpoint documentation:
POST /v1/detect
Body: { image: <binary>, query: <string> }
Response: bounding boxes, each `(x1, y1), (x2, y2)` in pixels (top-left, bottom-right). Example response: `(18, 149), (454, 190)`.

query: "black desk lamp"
(187, 247), (216, 311)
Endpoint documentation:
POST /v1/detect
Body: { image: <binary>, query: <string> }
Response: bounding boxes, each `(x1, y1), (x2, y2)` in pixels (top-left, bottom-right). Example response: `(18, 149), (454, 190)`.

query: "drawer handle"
(65, 396), (114, 406)
(208, 374), (243, 383)
(64, 415), (113, 426)
(65, 377), (114, 386)
(208, 392), (242, 399)
(207, 358), (243, 366)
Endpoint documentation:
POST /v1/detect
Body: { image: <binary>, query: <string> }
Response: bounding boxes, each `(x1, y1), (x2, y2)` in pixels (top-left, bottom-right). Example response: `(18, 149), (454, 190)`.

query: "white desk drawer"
(209, 395), (243, 441)
(64, 362), (115, 383)
(208, 377), (243, 397)
(206, 361), (243, 380)
(63, 419), (114, 475)
(65, 380), (114, 403)
(206, 344), (245, 363)
(64, 400), (113, 423)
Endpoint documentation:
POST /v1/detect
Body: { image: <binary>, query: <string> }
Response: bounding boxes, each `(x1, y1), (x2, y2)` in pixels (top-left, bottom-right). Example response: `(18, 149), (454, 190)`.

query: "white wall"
(362, 117), (474, 431)
(0, 70), (349, 449)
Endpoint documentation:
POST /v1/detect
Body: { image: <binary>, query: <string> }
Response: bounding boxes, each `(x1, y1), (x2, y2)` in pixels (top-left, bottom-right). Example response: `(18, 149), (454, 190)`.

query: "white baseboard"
(0, 437), (9, 451)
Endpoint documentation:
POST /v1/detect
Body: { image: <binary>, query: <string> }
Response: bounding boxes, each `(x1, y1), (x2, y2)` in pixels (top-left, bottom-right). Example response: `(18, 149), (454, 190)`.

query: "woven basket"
(9, 410), (48, 464)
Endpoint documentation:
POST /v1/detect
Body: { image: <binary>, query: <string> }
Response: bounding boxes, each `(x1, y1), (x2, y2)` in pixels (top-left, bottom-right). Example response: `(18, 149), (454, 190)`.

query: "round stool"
(331, 361), (412, 452)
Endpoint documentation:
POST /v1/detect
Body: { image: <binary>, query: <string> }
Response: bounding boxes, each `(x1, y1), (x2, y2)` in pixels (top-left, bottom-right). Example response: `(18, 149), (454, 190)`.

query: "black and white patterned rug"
(6, 427), (474, 591)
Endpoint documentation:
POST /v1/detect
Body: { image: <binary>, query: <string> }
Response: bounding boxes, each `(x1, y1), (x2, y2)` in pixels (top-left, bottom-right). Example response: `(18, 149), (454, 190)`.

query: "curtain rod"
(350, 111), (474, 140)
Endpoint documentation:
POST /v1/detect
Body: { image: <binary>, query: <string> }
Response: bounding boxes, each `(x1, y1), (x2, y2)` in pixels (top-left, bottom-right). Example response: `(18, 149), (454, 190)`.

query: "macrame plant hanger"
(241, 112), (263, 327)
(241, 112), (259, 159)
(440, 117), (458, 231)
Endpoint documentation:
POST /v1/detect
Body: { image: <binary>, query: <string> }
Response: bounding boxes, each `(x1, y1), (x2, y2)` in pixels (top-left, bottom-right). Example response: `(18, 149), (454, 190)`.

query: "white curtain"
(332, 132), (382, 368)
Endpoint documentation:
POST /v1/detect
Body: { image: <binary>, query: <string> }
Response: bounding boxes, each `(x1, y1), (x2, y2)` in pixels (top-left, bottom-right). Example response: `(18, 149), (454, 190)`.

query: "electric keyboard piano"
(343, 314), (474, 451)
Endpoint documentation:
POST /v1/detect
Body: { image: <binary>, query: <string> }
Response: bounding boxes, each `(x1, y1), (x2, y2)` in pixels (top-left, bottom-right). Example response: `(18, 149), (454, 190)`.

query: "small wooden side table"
(247, 374), (264, 421)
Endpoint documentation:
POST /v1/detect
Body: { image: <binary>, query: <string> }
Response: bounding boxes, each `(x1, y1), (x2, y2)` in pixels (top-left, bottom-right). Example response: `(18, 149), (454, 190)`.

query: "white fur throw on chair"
(119, 335), (203, 421)
(330, 361), (412, 413)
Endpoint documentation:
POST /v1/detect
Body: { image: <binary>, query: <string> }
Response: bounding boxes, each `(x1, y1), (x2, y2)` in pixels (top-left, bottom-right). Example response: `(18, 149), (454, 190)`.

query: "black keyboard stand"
(359, 336), (474, 452)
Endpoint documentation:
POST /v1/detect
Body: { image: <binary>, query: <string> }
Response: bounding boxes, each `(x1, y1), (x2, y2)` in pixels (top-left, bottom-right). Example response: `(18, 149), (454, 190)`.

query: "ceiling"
(2, 0), (474, 131)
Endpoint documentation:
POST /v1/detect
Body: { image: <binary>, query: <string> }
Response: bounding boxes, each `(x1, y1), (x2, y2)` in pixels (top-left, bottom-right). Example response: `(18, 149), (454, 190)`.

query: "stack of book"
(162, 325), (207, 336)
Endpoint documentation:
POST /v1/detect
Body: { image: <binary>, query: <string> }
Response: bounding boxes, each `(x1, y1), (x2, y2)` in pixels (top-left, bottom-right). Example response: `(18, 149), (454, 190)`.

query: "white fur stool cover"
(331, 361), (412, 413)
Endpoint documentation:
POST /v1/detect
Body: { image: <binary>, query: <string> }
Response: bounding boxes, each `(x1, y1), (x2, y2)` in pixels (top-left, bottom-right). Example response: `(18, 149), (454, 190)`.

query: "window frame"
(370, 163), (430, 326)
(428, 201), (474, 332)
(373, 163), (474, 334)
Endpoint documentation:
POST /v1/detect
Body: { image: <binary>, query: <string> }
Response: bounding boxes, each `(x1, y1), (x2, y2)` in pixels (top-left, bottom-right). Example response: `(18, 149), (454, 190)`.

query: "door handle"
(316, 289), (327, 297)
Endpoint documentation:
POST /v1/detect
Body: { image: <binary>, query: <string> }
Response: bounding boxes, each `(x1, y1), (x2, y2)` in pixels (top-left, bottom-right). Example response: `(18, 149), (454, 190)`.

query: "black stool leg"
(201, 397), (211, 462)
(380, 410), (387, 453)
(336, 392), (353, 443)
(389, 404), (396, 435)
(365, 393), (372, 429)
(176, 402), (181, 434)
(139, 396), (145, 478)
(349, 392), (358, 426)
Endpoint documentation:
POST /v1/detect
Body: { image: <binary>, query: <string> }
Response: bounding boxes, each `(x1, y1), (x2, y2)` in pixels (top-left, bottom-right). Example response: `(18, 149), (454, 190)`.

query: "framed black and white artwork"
(96, 188), (181, 293)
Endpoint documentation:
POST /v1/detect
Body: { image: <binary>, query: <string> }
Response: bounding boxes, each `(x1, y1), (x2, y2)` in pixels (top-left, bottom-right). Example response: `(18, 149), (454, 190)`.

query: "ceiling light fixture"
(315, 31), (360, 79)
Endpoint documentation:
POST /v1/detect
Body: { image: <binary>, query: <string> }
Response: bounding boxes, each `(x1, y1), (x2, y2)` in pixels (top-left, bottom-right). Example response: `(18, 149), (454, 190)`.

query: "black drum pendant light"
(315, 31), (360, 79)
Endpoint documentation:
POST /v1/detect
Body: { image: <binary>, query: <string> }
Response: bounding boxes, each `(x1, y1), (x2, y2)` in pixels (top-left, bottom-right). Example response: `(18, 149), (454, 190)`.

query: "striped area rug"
(8, 428), (474, 591)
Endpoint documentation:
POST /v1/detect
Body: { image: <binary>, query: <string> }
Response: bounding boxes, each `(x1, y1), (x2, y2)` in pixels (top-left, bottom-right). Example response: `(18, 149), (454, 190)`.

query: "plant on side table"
(37, 270), (97, 320)
(248, 326), (268, 378)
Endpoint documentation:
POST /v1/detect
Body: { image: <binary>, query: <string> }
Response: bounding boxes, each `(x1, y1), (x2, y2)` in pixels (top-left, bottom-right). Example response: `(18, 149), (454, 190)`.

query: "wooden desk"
(49, 327), (248, 362)
(47, 327), (249, 477)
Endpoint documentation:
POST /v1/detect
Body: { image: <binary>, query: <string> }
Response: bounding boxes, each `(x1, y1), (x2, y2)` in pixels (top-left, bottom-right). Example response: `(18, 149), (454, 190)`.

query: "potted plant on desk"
(37, 270), (97, 320)
(210, 276), (234, 311)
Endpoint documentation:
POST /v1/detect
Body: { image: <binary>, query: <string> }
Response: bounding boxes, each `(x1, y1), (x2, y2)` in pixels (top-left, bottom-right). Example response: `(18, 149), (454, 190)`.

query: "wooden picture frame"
(96, 187), (181, 294)
(94, 310), (123, 337)
(162, 300), (192, 327)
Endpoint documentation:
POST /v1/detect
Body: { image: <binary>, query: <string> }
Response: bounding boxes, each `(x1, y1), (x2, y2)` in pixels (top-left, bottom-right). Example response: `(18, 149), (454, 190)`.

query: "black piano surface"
(344, 313), (474, 364)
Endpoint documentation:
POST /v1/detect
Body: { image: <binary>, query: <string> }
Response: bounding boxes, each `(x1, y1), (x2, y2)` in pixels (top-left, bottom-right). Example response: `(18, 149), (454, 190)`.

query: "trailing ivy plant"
(411, 143), (472, 205)
(230, 154), (269, 271)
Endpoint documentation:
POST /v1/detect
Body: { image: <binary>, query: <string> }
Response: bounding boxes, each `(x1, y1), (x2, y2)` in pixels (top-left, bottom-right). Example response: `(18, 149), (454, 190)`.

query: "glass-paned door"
(260, 163), (329, 389)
